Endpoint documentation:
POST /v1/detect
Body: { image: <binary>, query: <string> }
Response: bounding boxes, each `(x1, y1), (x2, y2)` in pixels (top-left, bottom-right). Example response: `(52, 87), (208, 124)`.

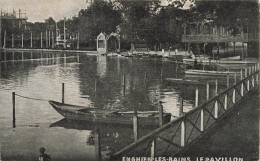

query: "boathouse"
(181, 13), (258, 59)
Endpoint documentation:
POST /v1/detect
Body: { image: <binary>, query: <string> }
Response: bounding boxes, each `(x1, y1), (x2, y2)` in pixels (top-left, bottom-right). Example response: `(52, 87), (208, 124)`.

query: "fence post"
(62, 83), (65, 103)
(249, 67), (251, 75)
(200, 109), (204, 132)
(195, 86), (198, 107)
(224, 94), (228, 110)
(247, 79), (250, 91)
(240, 69), (243, 80)
(123, 75), (126, 96)
(181, 120), (186, 147)
(94, 128), (101, 161)
(227, 73), (230, 88)
(41, 32), (43, 48)
(31, 32), (33, 48)
(215, 79), (218, 95)
(245, 68), (247, 77)
(179, 94), (183, 117)
(234, 72), (237, 85)
(232, 89), (236, 103)
(133, 112), (138, 142)
(158, 101), (163, 126)
(214, 101), (218, 119)
(151, 138), (156, 157)
(12, 34), (14, 48)
(206, 82), (209, 101)
(12, 92), (16, 128)
(21, 33), (24, 48)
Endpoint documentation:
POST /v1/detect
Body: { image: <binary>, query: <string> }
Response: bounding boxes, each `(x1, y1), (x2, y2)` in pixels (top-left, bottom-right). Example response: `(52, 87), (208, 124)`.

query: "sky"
(0, 0), (87, 22)
(0, 0), (190, 23)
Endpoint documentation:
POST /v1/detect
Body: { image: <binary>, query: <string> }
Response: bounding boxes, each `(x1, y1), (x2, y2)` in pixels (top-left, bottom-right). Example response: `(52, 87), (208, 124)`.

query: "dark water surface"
(0, 51), (230, 161)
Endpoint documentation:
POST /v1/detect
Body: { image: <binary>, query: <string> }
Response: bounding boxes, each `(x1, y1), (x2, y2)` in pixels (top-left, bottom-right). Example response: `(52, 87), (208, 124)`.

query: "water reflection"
(50, 119), (156, 154)
(0, 51), (228, 160)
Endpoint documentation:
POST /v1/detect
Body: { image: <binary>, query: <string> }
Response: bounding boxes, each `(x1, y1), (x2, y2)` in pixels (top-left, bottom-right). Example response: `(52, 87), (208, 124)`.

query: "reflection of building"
(97, 55), (107, 78)
(0, 9), (28, 48)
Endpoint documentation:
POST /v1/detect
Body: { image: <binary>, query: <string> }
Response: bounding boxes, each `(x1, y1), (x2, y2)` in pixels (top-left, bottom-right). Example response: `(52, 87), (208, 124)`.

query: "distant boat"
(185, 69), (237, 77)
(49, 101), (171, 126)
(165, 78), (201, 85)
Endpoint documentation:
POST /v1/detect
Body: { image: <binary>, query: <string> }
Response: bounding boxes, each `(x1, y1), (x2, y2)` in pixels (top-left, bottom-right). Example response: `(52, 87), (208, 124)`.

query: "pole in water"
(12, 92), (16, 128)
(158, 101), (163, 126)
(206, 81), (209, 101)
(234, 72), (237, 84)
(62, 83), (65, 103)
(133, 111), (138, 142)
(123, 75), (126, 96)
(94, 128), (101, 161)
(227, 73), (230, 88)
(179, 94), (183, 117)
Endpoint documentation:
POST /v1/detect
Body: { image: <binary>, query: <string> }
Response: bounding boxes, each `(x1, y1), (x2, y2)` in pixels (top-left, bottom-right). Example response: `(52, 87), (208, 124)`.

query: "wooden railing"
(182, 34), (252, 43)
(110, 64), (259, 160)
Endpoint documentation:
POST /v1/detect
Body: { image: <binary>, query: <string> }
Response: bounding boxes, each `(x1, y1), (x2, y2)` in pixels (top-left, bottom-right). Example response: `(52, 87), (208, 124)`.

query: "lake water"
(0, 51), (228, 161)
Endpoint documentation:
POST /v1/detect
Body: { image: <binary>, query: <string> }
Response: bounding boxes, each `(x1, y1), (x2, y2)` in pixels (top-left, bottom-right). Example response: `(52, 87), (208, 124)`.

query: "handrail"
(111, 68), (259, 159)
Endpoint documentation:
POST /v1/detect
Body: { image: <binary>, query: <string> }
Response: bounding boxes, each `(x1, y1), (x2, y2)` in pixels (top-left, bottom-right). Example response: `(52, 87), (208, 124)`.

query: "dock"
(109, 64), (259, 160)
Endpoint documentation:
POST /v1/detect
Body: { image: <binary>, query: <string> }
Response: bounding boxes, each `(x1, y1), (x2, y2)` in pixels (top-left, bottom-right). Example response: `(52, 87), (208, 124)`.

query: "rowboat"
(185, 69), (237, 77)
(49, 101), (171, 126)
(165, 78), (201, 85)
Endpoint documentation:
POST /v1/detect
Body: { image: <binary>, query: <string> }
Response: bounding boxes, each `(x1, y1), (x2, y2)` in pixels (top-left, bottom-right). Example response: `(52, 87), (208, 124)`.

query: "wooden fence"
(110, 64), (259, 160)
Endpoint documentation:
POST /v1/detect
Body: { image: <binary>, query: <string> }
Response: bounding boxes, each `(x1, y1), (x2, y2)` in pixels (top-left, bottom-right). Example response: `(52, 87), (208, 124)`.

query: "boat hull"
(49, 101), (171, 126)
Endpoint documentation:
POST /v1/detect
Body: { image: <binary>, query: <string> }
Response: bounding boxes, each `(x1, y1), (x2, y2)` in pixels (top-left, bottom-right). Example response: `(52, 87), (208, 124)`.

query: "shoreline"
(1, 47), (98, 54)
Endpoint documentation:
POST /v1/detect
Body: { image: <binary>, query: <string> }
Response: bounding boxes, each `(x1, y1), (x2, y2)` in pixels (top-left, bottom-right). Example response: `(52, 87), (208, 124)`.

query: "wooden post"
(3, 30), (6, 48)
(245, 68), (247, 77)
(242, 42), (244, 60)
(46, 30), (48, 48)
(195, 86), (198, 107)
(181, 120), (185, 147)
(49, 30), (51, 47)
(232, 89), (236, 103)
(133, 113), (138, 142)
(62, 83), (65, 103)
(215, 79), (218, 95)
(12, 52), (15, 60)
(123, 75), (126, 96)
(41, 32), (43, 48)
(234, 72), (237, 84)
(52, 32), (54, 48)
(200, 109), (204, 132)
(94, 79), (97, 97)
(30, 32), (33, 48)
(227, 73), (230, 88)
(77, 32), (80, 49)
(12, 34), (14, 48)
(158, 101), (163, 126)
(240, 69), (243, 80)
(94, 128), (101, 161)
(214, 101), (218, 118)
(206, 82), (209, 101)
(77, 53), (79, 63)
(224, 94), (228, 110)
(22, 52), (24, 60)
(249, 67), (251, 75)
(179, 94), (183, 117)
(21, 33), (24, 48)
(247, 79), (250, 91)
(151, 138), (156, 157)
(12, 92), (16, 128)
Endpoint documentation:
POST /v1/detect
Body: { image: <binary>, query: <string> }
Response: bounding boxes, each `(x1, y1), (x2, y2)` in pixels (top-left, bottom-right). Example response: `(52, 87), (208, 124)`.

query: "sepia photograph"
(0, 0), (259, 161)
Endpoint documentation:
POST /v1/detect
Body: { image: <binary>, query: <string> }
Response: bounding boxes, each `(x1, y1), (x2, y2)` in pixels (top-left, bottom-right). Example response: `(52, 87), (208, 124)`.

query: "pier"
(110, 64), (259, 160)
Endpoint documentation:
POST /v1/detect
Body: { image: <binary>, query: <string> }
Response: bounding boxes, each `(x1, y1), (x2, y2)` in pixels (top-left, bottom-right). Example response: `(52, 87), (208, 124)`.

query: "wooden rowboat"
(185, 69), (237, 77)
(49, 101), (171, 126)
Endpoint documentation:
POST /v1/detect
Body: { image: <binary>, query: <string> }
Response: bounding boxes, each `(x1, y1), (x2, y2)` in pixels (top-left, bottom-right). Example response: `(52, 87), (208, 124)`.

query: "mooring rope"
(15, 93), (49, 101)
